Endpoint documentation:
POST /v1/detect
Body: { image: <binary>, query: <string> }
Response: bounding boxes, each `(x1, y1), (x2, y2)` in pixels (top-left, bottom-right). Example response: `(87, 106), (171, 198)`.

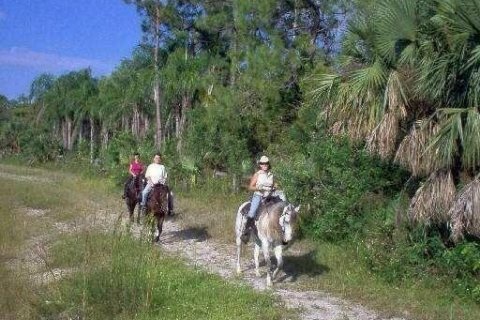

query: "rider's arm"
(128, 163), (135, 176)
(145, 165), (153, 185)
(248, 172), (259, 192)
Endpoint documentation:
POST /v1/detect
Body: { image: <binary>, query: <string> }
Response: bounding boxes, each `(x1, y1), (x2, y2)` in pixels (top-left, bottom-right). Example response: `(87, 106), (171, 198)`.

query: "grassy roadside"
(177, 189), (480, 320)
(0, 164), (296, 320)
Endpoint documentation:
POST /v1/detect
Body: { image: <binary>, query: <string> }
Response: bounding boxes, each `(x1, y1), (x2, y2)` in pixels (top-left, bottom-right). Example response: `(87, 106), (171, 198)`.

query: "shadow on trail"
(166, 226), (211, 243)
(277, 250), (330, 283)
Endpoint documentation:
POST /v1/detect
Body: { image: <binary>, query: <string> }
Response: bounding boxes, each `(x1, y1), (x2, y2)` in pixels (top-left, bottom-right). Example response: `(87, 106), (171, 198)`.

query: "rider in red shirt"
(122, 152), (144, 199)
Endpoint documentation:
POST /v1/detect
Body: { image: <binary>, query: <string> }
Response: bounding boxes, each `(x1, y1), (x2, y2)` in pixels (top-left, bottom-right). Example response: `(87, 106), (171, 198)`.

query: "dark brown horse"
(145, 183), (169, 242)
(124, 174), (144, 223)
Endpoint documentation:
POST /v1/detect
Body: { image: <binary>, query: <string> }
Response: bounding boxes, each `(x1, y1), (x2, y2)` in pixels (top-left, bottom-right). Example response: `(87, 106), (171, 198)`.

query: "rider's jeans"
(247, 194), (262, 218)
(141, 184), (152, 206)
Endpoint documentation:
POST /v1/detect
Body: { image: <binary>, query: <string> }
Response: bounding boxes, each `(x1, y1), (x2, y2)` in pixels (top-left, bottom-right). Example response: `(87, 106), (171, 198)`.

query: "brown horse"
(145, 183), (169, 242)
(124, 174), (144, 223)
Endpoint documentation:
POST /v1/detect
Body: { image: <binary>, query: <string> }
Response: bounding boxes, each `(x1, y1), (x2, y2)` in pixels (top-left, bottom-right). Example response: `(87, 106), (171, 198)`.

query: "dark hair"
(133, 152), (140, 156)
(154, 152), (162, 157)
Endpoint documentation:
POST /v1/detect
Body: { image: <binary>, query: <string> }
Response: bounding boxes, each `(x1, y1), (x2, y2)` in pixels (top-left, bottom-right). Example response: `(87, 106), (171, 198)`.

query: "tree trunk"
(78, 121), (83, 145)
(229, 5), (238, 87)
(176, 95), (191, 153)
(69, 120), (80, 151)
(293, 0), (299, 41)
(90, 116), (95, 164)
(101, 123), (109, 150)
(144, 114), (149, 137)
(175, 102), (181, 138)
(62, 119), (68, 150)
(132, 103), (140, 138)
(153, 5), (163, 149)
(66, 117), (72, 150)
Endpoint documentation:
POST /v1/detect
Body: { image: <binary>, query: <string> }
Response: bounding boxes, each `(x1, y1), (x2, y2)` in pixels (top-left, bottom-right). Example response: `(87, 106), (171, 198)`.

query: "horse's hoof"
(236, 268), (242, 275)
(154, 236), (160, 242)
(255, 270), (261, 277)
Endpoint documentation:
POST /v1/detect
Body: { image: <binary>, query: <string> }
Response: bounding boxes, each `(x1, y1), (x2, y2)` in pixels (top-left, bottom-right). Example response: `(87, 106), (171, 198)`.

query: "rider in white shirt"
(141, 153), (168, 209)
(240, 155), (277, 241)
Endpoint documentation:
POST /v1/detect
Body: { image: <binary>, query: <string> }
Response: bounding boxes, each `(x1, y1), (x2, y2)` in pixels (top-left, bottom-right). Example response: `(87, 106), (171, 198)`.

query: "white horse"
(235, 199), (300, 287)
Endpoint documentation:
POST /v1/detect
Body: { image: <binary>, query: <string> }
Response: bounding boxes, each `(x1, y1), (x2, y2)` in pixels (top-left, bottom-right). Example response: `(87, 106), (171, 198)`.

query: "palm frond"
(374, 0), (418, 63)
(465, 45), (480, 70)
(366, 111), (400, 159)
(384, 70), (409, 115)
(350, 60), (388, 95)
(426, 109), (464, 169)
(462, 109), (480, 169)
(394, 119), (441, 176)
(449, 176), (480, 242)
(408, 170), (456, 225)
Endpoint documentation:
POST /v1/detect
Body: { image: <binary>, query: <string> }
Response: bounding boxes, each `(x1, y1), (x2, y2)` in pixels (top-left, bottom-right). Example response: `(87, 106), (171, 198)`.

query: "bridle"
(279, 204), (293, 236)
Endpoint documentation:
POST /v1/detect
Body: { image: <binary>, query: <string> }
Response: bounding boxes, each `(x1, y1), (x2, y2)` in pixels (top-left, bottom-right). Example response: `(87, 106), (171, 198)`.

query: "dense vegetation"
(1, 0), (479, 305)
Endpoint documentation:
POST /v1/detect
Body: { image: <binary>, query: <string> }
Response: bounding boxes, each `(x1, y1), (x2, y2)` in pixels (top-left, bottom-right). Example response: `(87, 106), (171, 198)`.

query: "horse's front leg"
(126, 200), (134, 223)
(272, 245), (283, 280)
(154, 216), (165, 242)
(136, 202), (141, 224)
(261, 241), (273, 287)
(254, 243), (261, 277)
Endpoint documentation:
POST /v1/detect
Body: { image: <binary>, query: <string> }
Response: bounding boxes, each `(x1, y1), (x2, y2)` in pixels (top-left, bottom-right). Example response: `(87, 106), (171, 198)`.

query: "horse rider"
(122, 152), (144, 199)
(140, 152), (174, 215)
(241, 155), (276, 241)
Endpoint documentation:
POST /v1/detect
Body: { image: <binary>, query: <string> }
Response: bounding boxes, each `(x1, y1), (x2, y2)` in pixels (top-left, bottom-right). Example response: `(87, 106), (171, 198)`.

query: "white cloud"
(0, 47), (114, 74)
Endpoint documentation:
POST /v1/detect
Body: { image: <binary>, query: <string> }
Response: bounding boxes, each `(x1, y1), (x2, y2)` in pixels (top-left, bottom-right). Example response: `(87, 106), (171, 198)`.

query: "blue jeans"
(141, 184), (152, 207)
(247, 194), (262, 219)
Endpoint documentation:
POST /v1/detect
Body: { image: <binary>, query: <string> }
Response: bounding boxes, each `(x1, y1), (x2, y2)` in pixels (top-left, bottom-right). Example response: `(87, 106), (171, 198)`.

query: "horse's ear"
(294, 205), (301, 213)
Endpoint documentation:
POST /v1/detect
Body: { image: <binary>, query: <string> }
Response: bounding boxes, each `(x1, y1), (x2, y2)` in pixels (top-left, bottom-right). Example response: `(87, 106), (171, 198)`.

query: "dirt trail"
(0, 168), (408, 320)
(144, 219), (407, 320)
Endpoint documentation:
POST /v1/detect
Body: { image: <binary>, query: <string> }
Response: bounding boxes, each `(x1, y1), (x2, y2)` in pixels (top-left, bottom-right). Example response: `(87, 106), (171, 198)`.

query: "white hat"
(258, 155), (269, 164)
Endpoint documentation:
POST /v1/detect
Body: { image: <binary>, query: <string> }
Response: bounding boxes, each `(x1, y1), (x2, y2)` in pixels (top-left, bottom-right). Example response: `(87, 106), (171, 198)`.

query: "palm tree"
(306, 0), (480, 240)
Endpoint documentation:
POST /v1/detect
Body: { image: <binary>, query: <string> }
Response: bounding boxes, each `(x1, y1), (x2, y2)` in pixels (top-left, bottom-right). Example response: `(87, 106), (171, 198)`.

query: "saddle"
(242, 195), (283, 220)
(146, 183), (168, 201)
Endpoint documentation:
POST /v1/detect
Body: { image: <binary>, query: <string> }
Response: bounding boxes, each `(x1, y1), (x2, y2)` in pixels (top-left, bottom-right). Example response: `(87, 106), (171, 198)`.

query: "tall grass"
(41, 230), (292, 320)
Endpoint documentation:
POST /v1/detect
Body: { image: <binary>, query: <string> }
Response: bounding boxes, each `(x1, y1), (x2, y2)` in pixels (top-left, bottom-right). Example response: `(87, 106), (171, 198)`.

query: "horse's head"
(149, 184), (169, 216)
(279, 203), (300, 244)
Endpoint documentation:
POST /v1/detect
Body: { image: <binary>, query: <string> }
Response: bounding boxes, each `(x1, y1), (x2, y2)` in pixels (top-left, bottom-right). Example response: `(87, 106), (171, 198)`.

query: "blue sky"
(0, 0), (142, 99)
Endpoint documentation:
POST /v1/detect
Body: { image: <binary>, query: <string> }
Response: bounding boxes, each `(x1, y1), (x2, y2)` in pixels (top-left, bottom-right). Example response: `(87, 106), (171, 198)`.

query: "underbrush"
(40, 230), (292, 320)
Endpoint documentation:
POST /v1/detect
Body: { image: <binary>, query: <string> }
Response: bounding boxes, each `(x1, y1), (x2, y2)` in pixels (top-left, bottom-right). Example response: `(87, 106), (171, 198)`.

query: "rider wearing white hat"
(241, 155), (276, 241)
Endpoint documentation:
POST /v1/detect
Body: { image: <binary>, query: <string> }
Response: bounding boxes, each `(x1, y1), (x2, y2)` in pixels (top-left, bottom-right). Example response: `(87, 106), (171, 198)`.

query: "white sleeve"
(145, 165), (152, 178)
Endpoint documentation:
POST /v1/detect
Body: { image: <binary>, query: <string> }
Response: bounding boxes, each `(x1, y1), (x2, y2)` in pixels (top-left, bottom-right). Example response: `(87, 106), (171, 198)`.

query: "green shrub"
(274, 135), (408, 242)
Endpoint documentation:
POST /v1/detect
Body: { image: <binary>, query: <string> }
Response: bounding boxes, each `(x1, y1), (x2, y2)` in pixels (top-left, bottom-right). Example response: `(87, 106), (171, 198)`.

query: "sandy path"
(140, 219), (407, 320)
